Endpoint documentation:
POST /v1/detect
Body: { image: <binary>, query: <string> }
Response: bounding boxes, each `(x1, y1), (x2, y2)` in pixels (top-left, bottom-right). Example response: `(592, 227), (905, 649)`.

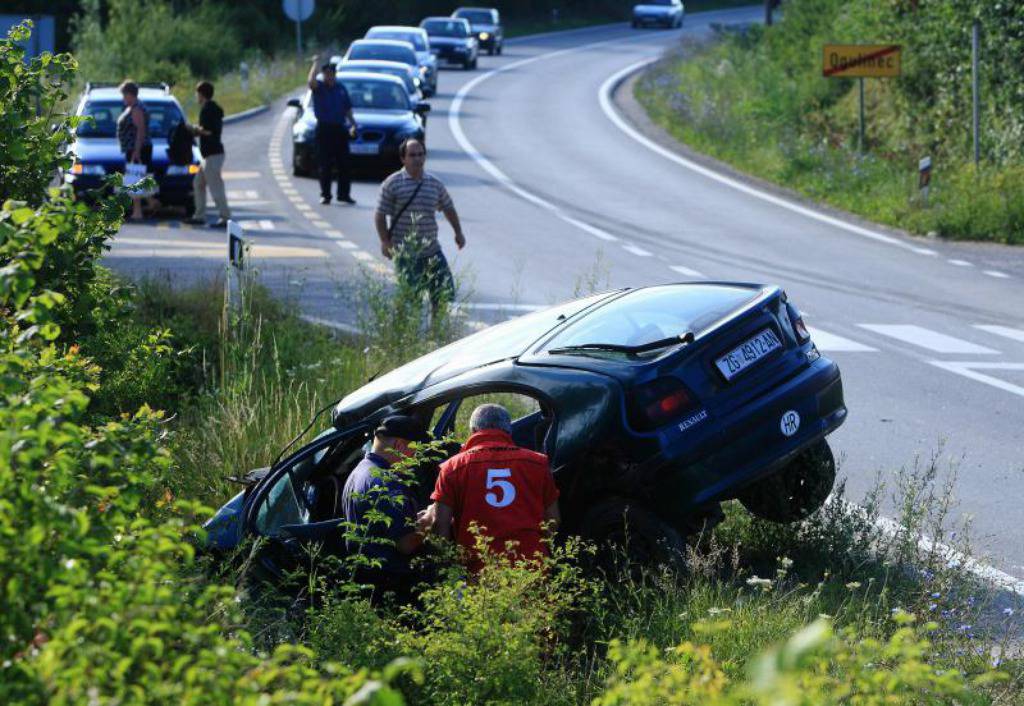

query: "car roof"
(454, 7), (498, 14)
(422, 16), (470, 24)
(350, 38), (415, 50)
(339, 59), (414, 73)
(332, 283), (774, 424)
(334, 71), (407, 86)
(84, 87), (175, 102)
(366, 25), (427, 35)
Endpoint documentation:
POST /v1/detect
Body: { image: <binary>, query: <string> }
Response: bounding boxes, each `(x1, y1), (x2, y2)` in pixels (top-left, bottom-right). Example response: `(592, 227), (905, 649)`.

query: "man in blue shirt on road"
(341, 414), (431, 601)
(307, 55), (358, 205)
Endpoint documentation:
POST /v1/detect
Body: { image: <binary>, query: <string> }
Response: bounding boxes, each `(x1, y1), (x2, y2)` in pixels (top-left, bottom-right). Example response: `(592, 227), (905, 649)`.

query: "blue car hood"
(203, 489), (245, 550)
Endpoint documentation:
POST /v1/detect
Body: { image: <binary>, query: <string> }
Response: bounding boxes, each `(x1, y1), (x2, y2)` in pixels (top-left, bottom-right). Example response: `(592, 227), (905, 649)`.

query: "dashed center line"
(621, 243), (652, 257)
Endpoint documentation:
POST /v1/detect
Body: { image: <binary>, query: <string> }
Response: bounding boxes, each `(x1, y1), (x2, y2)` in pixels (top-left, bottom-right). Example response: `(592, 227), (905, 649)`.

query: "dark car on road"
(632, 0), (685, 28)
(64, 83), (200, 212)
(206, 283), (846, 573)
(363, 26), (438, 97)
(419, 17), (479, 70)
(453, 7), (504, 55)
(288, 72), (430, 176)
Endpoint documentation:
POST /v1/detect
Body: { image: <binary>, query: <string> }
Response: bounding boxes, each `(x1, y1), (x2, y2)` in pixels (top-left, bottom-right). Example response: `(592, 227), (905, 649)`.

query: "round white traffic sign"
(283, 0), (314, 22)
(780, 410), (801, 437)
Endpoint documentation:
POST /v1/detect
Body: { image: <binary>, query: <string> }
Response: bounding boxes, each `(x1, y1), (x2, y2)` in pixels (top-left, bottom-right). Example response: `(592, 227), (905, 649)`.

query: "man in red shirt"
(420, 403), (560, 568)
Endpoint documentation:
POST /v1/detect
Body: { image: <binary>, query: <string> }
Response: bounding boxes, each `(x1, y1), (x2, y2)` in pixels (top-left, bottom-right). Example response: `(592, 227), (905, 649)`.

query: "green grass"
(633, 7), (1024, 245)
(172, 54), (309, 120)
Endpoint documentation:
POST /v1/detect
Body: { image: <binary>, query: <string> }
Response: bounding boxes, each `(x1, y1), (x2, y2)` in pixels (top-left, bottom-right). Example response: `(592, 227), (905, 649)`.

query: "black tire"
(183, 197), (195, 218)
(487, 46), (495, 56)
(631, 19), (639, 28)
(496, 43), (502, 55)
(738, 440), (837, 523)
(581, 498), (686, 573)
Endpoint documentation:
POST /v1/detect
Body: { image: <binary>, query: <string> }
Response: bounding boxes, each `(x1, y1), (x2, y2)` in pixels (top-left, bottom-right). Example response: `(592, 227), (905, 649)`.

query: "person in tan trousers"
(189, 81), (231, 228)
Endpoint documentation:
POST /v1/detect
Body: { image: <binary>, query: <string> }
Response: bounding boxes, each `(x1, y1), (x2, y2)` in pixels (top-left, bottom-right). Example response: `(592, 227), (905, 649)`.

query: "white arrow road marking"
(858, 324), (999, 355)
(806, 326), (877, 352)
(929, 361), (1024, 399)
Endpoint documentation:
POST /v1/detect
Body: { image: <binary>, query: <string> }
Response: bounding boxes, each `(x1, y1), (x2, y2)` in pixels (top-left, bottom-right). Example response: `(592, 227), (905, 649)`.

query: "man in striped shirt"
(375, 138), (466, 314)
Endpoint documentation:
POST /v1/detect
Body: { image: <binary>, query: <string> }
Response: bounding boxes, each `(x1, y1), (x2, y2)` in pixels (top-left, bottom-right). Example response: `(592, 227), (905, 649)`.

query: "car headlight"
(479, 32), (490, 40)
(70, 162), (105, 175)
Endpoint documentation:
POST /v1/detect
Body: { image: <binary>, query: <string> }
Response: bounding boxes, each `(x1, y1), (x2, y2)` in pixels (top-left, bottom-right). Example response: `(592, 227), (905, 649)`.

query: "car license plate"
(715, 329), (782, 380)
(350, 143), (379, 155)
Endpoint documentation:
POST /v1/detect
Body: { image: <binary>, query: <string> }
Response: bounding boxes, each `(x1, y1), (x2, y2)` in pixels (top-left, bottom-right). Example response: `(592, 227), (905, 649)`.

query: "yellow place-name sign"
(823, 44), (901, 78)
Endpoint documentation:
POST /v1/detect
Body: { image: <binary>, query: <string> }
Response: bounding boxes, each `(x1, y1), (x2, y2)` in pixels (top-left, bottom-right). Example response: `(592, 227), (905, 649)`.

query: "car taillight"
(628, 377), (698, 432)
(786, 302), (811, 344)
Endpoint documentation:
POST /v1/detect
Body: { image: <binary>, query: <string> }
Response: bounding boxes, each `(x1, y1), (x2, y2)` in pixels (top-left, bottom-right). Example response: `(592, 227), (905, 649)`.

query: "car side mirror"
(287, 98), (302, 111)
(415, 102), (431, 115)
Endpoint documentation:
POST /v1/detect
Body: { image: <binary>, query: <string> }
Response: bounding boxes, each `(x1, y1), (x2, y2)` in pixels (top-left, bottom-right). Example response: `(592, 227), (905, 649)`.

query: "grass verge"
(633, 3), (1024, 245)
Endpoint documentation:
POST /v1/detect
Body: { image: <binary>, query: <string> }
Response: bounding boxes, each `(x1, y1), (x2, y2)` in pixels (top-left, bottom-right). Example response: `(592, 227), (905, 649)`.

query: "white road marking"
(929, 361), (1024, 399)
(222, 171), (261, 180)
(561, 215), (618, 241)
(295, 203), (313, 212)
(669, 264), (704, 278)
(335, 241), (357, 250)
(324, 228), (345, 238)
(948, 259), (973, 267)
(227, 200), (271, 207)
(984, 270), (1011, 279)
(115, 237), (220, 249)
(621, 243), (653, 257)
(598, 60), (937, 256)
(227, 189), (259, 200)
(448, 34), (659, 245)
(974, 325), (1024, 343)
(309, 219), (330, 228)
(259, 219), (275, 231)
(351, 250), (375, 262)
(859, 324), (999, 354)
(806, 326), (877, 352)
(911, 247), (938, 256)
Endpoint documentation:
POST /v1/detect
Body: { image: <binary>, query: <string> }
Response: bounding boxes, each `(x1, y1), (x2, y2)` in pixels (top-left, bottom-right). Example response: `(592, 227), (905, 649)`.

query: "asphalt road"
(106, 6), (1024, 581)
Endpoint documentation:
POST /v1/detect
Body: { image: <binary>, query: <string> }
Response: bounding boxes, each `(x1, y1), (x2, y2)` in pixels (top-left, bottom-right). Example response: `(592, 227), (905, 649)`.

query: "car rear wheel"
(738, 440), (836, 523)
(581, 498), (686, 573)
(496, 43), (503, 55)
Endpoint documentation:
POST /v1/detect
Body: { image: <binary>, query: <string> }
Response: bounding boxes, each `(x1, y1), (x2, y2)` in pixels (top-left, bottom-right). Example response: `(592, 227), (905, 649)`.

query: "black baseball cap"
(321, 61), (336, 72)
(374, 414), (429, 442)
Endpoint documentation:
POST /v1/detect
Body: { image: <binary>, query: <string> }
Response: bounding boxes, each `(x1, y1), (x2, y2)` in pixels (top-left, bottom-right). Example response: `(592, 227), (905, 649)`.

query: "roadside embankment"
(632, 0), (1024, 245)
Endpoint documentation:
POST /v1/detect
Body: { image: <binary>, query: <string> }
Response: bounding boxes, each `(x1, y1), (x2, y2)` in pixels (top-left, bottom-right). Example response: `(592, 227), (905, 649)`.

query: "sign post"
(282, 0), (315, 58)
(226, 219), (248, 311)
(822, 44), (902, 153)
(918, 156), (932, 206)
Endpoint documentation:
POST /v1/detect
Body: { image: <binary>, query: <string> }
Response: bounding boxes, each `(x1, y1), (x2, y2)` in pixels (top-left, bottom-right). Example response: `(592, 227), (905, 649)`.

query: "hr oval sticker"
(780, 410), (801, 437)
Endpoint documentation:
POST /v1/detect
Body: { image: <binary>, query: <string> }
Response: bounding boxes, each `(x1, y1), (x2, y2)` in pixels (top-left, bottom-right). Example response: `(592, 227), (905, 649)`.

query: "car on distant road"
(419, 17), (478, 70)
(205, 283), (846, 573)
(287, 72), (430, 176)
(342, 39), (421, 82)
(364, 26), (438, 96)
(631, 0), (685, 28)
(332, 59), (424, 102)
(64, 82), (200, 213)
(452, 7), (504, 55)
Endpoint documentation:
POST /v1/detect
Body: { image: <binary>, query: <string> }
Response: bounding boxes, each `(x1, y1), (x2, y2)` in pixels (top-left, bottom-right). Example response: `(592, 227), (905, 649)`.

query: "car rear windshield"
(541, 285), (759, 354)
(456, 10), (495, 24)
(339, 78), (411, 110)
(76, 100), (183, 138)
(369, 30), (427, 51)
(349, 43), (415, 65)
(422, 19), (469, 37)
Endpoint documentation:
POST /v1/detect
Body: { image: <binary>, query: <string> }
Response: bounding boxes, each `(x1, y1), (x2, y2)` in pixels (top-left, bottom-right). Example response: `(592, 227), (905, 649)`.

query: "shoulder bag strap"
(388, 179), (424, 238)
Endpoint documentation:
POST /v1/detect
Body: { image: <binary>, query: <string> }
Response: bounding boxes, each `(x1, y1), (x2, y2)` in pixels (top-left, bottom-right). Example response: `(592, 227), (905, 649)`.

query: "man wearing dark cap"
(341, 414), (430, 598)
(307, 54), (358, 205)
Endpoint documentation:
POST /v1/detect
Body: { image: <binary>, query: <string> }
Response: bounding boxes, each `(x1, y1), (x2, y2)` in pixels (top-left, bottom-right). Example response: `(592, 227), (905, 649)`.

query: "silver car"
(364, 26), (438, 96)
(333, 58), (424, 102)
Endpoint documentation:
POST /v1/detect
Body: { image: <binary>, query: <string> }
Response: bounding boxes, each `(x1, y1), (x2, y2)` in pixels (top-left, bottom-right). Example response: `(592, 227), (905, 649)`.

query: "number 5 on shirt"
(485, 468), (516, 508)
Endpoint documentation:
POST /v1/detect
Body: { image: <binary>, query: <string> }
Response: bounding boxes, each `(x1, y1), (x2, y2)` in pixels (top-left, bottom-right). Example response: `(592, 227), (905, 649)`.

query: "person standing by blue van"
(307, 55), (358, 205)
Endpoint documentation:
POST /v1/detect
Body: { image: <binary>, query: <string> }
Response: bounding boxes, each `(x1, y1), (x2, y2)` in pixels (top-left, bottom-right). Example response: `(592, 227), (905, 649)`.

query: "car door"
(240, 420), (373, 575)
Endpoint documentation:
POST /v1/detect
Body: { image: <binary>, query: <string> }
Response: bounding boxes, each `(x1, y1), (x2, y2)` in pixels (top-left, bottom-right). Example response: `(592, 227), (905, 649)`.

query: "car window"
(456, 10), (495, 24)
(76, 99), (183, 138)
(369, 30), (427, 51)
(450, 393), (541, 440)
(422, 19), (469, 37)
(349, 43), (416, 65)
(255, 461), (310, 534)
(542, 285), (759, 354)
(339, 78), (410, 110)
